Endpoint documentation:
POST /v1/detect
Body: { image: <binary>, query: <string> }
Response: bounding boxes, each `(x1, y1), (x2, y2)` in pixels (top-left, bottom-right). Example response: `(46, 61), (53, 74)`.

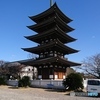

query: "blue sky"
(0, 0), (100, 63)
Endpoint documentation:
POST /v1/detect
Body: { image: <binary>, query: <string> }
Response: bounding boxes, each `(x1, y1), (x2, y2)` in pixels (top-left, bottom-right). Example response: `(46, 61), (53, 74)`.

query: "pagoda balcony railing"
(37, 54), (65, 60)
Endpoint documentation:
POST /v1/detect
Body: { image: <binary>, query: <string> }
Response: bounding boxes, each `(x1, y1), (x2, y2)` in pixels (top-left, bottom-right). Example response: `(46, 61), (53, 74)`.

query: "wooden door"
(58, 72), (63, 79)
(54, 72), (65, 79)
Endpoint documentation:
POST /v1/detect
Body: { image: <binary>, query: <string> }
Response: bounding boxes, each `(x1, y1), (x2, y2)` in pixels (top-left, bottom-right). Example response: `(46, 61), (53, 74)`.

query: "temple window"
(45, 66), (48, 68)
(50, 51), (53, 53)
(44, 52), (48, 54)
(57, 52), (61, 57)
(58, 52), (60, 55)
(50, 65), (53, 67)
(40, 53), (43, 58)
(39, 66), (42, 68)
(54, 54), (57, 57)
(61, 53), (64, 58)
(55, 65), (57, 67)
(54, 51), (57, 57)
(59, 66), (62, 68)
(54, 51), (56, 53)
(43, 66), (46, 68)
(54, 39), (56, 41)
(50, 39), (52, 41)
(45, 40), (48, 43)
(44, 52), (48, 57)
(41, 41), (44, 45)
(50, 51), (53, 56)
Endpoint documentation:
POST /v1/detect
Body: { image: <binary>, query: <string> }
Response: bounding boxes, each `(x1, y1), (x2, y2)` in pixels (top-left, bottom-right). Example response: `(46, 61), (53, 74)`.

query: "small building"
(20, 3), (81, 80)
(19, 66), (34, 80)
(5, 62), (35, 80)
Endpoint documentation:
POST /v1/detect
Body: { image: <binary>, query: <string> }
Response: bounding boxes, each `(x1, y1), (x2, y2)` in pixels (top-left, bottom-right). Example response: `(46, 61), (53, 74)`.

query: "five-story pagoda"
(21, 3), (81, 79)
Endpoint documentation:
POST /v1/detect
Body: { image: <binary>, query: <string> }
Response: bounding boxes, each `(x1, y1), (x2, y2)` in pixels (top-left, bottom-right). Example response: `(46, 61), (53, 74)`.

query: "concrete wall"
(7, 79), (65, 89)
(7, 79), (87, 90)
(7, 80), (18, 86)
(30, 80), (64, 89)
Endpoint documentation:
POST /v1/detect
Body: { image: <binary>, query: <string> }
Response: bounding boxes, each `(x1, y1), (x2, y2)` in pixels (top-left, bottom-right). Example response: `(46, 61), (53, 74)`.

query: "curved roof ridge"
(27, 15), (74, 33)
(29, 3), (72, 23)
(19, 56), (81, 67)
(22, 39), (79, 54)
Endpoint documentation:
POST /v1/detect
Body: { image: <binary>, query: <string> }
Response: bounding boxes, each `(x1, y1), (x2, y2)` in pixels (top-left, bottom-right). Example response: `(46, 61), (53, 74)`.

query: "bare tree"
(27, 53), (38, 59)
(5, 62), (25, 79)
(78, 53), (100, 79)
(0, 60), (9, 79)
(0, 60), (5, 67)
(0, 62), (24, 79)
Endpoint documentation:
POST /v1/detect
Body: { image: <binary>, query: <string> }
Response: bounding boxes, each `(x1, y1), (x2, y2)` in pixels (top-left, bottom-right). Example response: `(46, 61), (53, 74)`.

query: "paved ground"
(0, 86), (99, 100)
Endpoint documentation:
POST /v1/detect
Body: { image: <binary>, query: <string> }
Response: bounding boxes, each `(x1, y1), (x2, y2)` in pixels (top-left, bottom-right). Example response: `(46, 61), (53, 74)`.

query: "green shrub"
(0, 77), (6, 85)
(63, 73), (84, 91)
(18, 76), (30, 87)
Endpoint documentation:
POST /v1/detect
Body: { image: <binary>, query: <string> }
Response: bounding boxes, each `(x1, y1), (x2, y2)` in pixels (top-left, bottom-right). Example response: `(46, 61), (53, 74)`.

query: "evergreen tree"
(63, 73), (84, 91)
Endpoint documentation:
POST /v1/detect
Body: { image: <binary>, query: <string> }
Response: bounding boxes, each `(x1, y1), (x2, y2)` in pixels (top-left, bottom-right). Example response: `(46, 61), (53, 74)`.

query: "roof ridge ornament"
(50, 0), (53, 7)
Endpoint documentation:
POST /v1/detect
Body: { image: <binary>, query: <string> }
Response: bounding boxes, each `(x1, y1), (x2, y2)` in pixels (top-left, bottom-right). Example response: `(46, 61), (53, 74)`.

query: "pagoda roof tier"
(22, 39), (79, 55)
(29, 3), (72, 24)
(25, 25), (76, 44)
(18, 57), (81, 67)
(27, 13), (74, 33)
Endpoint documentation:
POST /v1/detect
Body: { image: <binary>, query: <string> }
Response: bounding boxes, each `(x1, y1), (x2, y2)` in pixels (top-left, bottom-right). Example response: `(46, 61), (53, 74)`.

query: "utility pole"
(50, 0), (53, 7)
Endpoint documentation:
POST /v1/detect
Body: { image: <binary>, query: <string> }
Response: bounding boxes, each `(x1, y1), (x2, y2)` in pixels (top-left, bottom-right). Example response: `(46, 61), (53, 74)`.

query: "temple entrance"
(54, 72), (65, 79)
(42, 68), (49, 79)
(58, 72), (64, 79)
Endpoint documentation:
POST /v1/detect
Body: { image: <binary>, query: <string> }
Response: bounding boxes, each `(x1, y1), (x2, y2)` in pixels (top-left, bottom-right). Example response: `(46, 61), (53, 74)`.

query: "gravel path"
(0, 86), (99, 100)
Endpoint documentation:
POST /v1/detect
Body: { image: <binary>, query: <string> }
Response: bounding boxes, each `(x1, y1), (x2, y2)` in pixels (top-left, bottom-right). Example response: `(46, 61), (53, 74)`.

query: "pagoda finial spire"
(50, 0), (53, 7)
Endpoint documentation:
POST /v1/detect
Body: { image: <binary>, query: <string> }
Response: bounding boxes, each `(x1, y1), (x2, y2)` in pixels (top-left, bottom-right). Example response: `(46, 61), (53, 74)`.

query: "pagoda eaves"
(19, 57), (81, 67)
(29, 3), (72, 24)
(22, 39), (79, 55)
(27, 16), (74, 33)
(25, 27), (76, 44)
